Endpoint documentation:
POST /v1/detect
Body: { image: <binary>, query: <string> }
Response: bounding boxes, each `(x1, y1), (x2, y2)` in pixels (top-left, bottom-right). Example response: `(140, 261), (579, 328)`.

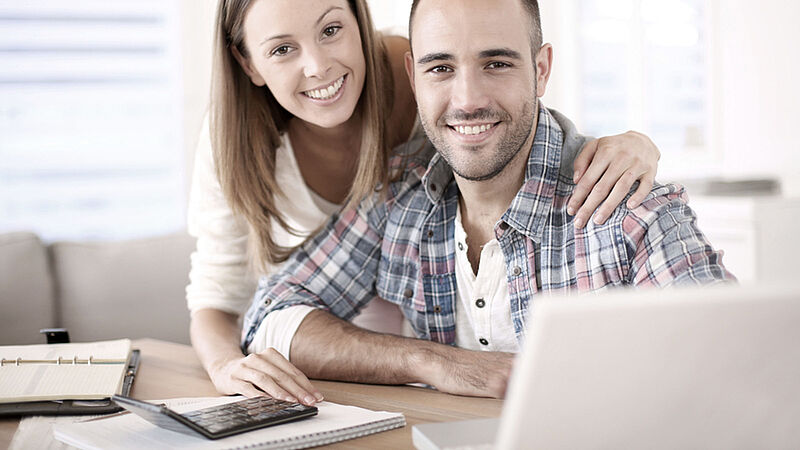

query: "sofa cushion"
(51, 232), (196, 344)
(0, 232), (57, 345)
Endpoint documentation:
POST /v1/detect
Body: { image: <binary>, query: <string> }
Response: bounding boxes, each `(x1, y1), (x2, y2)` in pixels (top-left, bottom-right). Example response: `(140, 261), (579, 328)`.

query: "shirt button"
(403, 288), (413, 298)
(512, 266), (522, 276)
(430, 183), (438, 192)
(433, 305), (442, 313)
(264, 299), (271, 306)
(499, 221), (510, 230)
(475, 298), (485, 308)
(479, 338), (489, 346)
(427, 230), (434, 238)
(458, 242), (464, 251)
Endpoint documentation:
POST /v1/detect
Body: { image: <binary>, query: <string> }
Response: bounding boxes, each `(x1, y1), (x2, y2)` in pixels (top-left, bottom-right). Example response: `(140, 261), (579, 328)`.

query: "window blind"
(0, 0), (184, 241)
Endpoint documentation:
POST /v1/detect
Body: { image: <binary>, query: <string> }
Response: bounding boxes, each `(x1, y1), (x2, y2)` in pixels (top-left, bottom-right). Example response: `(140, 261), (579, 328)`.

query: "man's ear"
(230, 45), (266, 87)
(534, 43), (553, 98)
(404, 51), (416, 96)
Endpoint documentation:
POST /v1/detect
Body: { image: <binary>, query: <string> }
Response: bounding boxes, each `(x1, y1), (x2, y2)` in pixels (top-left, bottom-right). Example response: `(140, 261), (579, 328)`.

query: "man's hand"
(415, 346), (515, 398)
(207, 349), (324, 406)
(568, 130), (660, 228)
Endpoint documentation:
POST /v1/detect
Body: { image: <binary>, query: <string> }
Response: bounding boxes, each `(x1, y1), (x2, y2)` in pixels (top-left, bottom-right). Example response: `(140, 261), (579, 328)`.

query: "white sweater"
(186, 119), (407, 356)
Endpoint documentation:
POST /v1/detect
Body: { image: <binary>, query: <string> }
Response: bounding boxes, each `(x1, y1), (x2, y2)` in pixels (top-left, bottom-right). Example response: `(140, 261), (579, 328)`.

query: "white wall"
(713, 0), (800, 194)
(180, 0), (216, 196)
(367, 0), (411, 36)
(538, 1), (581, 120)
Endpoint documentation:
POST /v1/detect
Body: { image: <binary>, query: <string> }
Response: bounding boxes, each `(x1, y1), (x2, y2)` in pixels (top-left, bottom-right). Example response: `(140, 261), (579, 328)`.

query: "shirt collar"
(420, 145), (454, 204)
(420, 104), (564, 241)
(503, 104), (564, 242)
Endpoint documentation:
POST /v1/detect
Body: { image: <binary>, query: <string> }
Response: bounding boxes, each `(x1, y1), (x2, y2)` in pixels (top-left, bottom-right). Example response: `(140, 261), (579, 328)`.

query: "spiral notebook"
(0, 339), (135, 415)
(53, 396), (406, 450)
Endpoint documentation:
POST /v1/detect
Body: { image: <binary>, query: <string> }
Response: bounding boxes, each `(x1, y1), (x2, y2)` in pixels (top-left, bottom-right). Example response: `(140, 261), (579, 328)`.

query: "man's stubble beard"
(420, 95), (539, 183)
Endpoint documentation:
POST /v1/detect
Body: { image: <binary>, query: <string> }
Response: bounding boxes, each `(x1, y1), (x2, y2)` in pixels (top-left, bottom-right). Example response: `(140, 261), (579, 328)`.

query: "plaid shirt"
(242, 106), (733, 350)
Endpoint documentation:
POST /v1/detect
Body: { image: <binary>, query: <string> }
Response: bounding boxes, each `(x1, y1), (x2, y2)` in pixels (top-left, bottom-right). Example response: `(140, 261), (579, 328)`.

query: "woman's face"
(238, 0), (366, 130)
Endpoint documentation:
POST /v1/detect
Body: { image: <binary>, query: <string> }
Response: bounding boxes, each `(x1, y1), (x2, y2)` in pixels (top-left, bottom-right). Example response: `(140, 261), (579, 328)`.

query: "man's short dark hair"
(408, 0), (543, 55)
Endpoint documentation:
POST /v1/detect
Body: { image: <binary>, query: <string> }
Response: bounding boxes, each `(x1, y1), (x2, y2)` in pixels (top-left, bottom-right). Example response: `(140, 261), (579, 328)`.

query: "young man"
(240, 0), (734, 403)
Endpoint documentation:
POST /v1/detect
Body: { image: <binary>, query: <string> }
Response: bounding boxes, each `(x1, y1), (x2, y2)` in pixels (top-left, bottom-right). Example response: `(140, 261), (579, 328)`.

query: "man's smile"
(448, 122), (498, 136)
(445, 121), (503, 143)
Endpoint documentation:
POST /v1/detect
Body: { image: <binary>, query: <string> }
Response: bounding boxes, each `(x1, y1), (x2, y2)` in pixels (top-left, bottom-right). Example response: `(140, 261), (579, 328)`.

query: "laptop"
(412, 284), (800, 450)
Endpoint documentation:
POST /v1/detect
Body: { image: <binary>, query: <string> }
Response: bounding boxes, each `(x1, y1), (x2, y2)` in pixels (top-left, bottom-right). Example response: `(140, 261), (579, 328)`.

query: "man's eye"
(430, 66), (452, 74)
(271, 45), (291, 56)
(322, 26), (341, 38)
(487, 61), (511, 69)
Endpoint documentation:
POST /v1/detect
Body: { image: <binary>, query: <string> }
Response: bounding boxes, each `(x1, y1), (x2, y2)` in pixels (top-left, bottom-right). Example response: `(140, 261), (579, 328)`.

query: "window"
(0, 0), (184, 241)
(577, 0), (710, 157)
(367, 0), (411, 36)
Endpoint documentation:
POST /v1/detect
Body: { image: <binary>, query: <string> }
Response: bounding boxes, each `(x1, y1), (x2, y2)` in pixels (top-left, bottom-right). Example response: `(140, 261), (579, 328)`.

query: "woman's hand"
(190, 308), (323, 406)
(208, 348), (324, 406)
(568, 131), (660, 228)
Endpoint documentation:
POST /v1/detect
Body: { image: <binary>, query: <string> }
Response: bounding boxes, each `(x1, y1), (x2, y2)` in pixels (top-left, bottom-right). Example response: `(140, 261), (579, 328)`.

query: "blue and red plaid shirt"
(242, 106), (734, 350)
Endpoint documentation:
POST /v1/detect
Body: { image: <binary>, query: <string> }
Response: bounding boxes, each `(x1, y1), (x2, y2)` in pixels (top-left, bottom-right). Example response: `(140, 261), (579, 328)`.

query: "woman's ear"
(231, 45), (266, 87)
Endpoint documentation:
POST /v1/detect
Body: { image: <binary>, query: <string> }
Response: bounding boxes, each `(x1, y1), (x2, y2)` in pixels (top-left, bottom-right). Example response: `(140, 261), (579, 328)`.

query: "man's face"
(406, 0), (550, 181)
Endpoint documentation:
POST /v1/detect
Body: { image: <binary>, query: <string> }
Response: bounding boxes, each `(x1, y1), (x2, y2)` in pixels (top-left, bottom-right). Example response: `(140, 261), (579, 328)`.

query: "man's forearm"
(289, 309), (515, 398)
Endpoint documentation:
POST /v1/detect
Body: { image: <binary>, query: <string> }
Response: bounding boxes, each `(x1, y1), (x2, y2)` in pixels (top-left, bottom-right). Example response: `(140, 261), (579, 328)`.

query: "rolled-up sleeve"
(242, 198), (388, 350)
(247, 305), (316, 360)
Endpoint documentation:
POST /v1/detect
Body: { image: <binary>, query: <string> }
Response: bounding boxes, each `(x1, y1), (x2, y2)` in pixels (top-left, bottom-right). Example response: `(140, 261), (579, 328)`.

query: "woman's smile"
(302, 74), (346, 101)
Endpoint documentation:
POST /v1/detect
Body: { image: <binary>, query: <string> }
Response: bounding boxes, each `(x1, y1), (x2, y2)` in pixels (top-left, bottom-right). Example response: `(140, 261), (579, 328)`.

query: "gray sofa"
(0, 231), (195, 346)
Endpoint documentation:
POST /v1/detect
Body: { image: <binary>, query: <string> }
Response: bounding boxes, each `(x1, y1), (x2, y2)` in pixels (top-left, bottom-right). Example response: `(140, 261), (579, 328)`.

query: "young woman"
(187, 0), (661, 405)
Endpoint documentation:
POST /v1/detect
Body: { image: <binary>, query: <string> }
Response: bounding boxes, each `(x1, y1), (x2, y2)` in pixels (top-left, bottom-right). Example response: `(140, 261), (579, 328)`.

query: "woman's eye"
(322, 26), (341, 38)
(272, 45), (291, 56)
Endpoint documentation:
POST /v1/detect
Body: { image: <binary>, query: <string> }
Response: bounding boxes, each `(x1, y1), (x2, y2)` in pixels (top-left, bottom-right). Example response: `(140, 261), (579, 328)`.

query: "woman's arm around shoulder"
(569, 131), (661, 228)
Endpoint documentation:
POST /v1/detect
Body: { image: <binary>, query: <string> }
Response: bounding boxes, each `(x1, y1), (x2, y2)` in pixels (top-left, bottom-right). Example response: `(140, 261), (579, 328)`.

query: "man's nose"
(449, 70), (491, 113)
(302, 45), (331, 79)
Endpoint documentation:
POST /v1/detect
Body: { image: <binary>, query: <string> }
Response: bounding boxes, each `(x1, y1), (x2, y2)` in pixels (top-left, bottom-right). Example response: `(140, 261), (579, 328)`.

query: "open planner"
(0, 339), (138, 415)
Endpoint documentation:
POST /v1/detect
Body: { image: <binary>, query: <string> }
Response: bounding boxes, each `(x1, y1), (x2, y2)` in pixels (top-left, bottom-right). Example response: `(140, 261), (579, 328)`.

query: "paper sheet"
(9, 397), (204, 450)
(52, 396), (404, 450)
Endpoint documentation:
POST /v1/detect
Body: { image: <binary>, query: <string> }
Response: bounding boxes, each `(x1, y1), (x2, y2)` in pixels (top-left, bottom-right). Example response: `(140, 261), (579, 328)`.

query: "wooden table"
(1, 339), (503, 449)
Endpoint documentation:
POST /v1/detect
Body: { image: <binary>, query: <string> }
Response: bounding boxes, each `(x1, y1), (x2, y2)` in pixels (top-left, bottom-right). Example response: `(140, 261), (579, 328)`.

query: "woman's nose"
(302, 44), (331, 79)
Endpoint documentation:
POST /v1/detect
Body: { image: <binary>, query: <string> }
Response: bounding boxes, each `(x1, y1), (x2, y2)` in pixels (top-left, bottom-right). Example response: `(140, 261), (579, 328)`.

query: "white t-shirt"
(453, 205), (519, 353)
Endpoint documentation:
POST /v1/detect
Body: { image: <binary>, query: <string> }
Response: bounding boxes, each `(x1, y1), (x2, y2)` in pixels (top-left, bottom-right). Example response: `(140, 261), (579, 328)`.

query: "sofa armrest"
(0, 232), (57, 345)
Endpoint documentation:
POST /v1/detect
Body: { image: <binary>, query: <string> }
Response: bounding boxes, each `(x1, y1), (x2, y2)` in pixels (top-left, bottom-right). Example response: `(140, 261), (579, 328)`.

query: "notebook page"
(0, 365), (127, 402)
(9, 398), (207, 450)
(54, 397), (405, 450)
(0, 339), (131, 403)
